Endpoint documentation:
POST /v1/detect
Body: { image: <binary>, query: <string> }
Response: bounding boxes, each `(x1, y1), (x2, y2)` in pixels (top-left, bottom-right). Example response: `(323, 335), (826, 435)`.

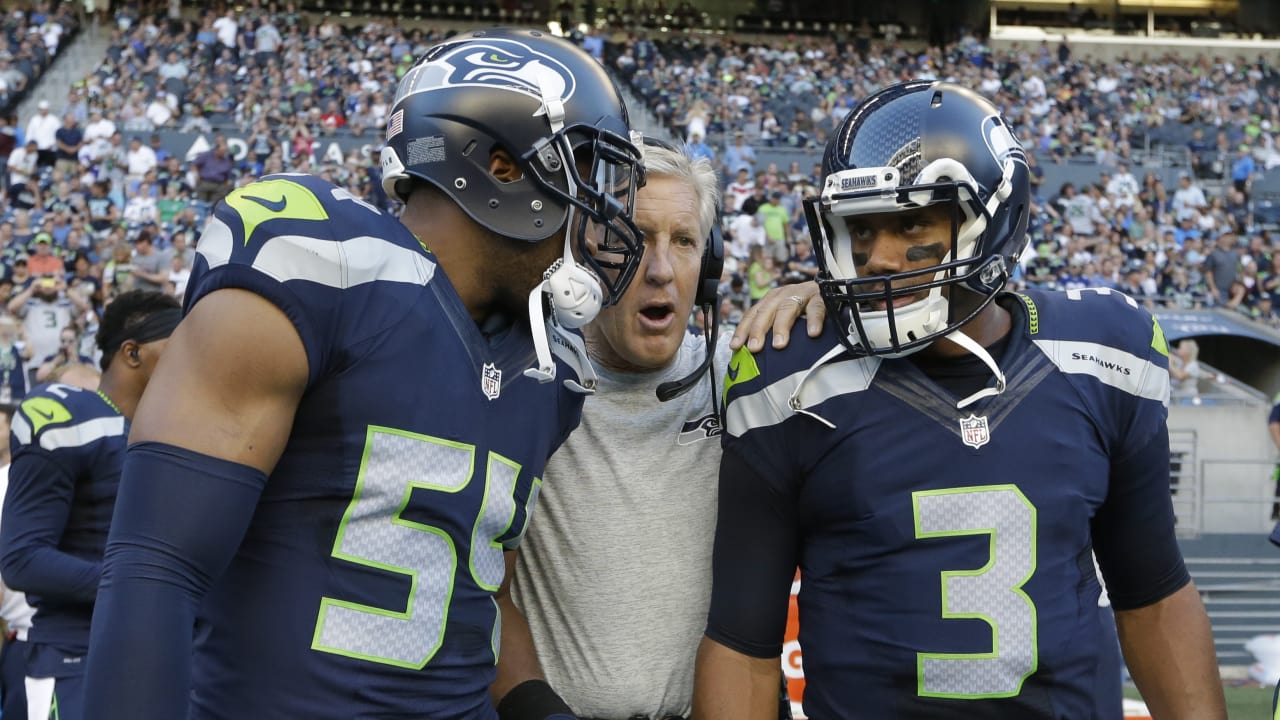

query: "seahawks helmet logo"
(981, 115), (1027, 168)
(405, 39), (577, 105)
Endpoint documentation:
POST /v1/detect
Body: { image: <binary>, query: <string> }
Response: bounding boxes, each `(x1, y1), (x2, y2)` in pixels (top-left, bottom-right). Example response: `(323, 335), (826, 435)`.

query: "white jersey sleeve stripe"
(1032, 339), (1170, 406)
(726, 356), (879, 437)
(196, 218), (437, 289)
(11, 412), (31, 447)
(37, 416), (126, 452)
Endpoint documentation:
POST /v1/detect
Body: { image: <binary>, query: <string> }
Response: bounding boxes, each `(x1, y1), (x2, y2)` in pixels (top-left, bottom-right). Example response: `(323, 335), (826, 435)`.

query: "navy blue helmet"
(804, 80), (1031, 356)
(381, 28), (645, 307)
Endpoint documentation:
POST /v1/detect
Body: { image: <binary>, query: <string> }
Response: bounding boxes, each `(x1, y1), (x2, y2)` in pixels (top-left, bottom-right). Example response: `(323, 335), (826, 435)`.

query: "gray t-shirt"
(513, 331), (730, 719)
(1203, 246), (1239, 298)
(131, 249), (167, 292)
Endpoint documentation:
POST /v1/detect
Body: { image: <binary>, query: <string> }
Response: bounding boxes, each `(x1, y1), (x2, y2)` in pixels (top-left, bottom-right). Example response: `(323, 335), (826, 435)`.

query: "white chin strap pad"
(546, 260), (603, 329)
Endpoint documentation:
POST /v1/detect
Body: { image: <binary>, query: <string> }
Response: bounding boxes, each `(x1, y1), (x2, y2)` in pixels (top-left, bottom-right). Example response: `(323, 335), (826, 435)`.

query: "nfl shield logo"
(481, 363), (502, 401)
(959, 414), (990, 449)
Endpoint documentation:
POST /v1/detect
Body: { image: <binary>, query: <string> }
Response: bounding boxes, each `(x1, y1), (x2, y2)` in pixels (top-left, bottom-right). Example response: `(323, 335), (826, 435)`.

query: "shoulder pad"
(12, 385), (123, 451)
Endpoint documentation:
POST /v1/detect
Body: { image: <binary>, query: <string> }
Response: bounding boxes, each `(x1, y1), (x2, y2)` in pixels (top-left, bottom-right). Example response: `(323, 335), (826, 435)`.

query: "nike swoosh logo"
(32, 408), (56, 422)
(242, 195), (288, 213)
(727, 362), (740, 381)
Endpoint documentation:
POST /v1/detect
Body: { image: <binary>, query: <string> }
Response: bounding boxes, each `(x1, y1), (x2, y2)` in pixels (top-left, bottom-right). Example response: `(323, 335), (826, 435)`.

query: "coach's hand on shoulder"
(729, 281), (823, 353)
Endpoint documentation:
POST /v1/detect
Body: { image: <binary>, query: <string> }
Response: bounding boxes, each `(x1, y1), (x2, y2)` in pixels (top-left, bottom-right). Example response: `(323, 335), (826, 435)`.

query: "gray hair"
(640, 141), (721, 245)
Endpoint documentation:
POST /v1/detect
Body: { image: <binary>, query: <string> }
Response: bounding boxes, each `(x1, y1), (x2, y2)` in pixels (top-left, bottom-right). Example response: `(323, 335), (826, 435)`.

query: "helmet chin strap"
(945, 329), (1007, 409)
(524, 70), (602, 392)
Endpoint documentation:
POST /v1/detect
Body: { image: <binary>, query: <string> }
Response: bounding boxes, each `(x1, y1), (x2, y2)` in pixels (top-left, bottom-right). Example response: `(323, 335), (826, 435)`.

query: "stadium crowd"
(0, 1), (78, 117)
(601, 29), (1280, 333)
(0, 2), (1272, 404)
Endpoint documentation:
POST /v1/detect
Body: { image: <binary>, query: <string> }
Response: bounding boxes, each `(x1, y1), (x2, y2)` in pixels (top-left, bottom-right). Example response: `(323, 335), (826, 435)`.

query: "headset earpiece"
(129, 348), (140, 361)
(695, 220), (724, 308)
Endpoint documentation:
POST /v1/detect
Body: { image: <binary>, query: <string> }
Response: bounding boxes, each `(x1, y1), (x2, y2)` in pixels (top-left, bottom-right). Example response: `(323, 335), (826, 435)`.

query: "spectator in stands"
(727, 208), (764, 261)
(102, 243), (132, 300)
(33, 325), (93, 383)
(1203, 231), (1242, 304)
(1106, 162), (1140, 208)
(85, 180), (117, 239)
(685, 130), (714, 165)
(179, 105), (211, 135)
(53, 113), (82, 178)
(122, 182), (158, 225)
(26, 234), (60, 278)
(253, 16), (282, 67)
(128, 230), (166, 294)
(725, 167), (754, 212)
(722, 130), (756, 179)
(1161, 265), (1203, 309)
(0, 55), (26, 105)
(1225, 278), (1253, 314)
(24, 100), (58, 168)
(191, 135), (233, 205)
(1172, 172), (1209, 222)
(1232, 144), (1257, 199)
(7, 139), (37, 200)
(1188, 127), (1215, 178)
(0, 315), (27, 405)
(1253, 295), (1280, 328)
(746, 244), (774, 305)
(157, 50), (188, 83)
(8, 256), (30, 292)
(781, 239), (818, 285)
(581, 26), (603, 61)
(740, 183), (766, 217)
(318, 100), (345, 135)
(8, 275), (86, 374)
(163, 253), (189, 299)
(1057, 182), (1103, 239)
(143, 94), (173, 129)
(212, 8), (239, 60)
(758, 190), (790, 261)
(123, 136), (156, 186)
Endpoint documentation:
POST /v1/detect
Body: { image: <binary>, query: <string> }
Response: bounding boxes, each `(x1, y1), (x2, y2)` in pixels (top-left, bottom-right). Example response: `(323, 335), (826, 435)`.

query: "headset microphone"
(656, 222), (724, 425)
(655, 306), (718, 402)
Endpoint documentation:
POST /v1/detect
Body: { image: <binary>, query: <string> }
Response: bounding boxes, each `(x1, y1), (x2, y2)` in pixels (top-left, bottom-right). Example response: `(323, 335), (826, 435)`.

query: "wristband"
(496, 679), (576, 720)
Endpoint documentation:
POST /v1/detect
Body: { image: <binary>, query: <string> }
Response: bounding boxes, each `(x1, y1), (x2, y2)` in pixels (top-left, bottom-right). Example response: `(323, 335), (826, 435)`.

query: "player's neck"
(401, 195), (496, 324)
(924, 302), (1012, 359)
(96, 374), (140, 421)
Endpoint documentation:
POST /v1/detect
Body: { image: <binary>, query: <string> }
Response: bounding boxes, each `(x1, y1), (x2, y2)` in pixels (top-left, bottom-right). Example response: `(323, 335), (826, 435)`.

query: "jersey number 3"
(912, 484), (1038, 699)
(311, 427), (539, 668)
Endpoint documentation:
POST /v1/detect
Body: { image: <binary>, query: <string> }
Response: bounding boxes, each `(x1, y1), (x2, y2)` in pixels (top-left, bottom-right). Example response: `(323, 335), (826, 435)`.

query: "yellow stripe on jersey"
(1015, 293), (1040, 335)
(19, 397), (70, 435)
(225, 179), (329, 244)
(1150, 317), (1169, 358)
(723, 345), (761, 407)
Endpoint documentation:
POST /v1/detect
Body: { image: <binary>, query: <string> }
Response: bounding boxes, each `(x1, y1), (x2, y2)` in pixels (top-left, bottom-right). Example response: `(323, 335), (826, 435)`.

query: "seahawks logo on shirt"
(678, 412), (721, 445)
(406, 39), (577, 105)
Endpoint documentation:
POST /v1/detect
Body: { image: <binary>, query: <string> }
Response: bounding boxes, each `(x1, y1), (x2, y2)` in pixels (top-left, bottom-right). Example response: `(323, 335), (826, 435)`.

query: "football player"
(0, 290), (181, 720)
(693, 81), (1227, 720)
(83, 29), (647, 719)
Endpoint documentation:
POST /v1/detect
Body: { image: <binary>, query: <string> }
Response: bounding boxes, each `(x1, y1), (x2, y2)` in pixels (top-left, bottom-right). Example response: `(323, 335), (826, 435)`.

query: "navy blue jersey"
(0, 383), (125, 658)
(713, 288), (1183, 719)
(181, 174), (585, 719)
